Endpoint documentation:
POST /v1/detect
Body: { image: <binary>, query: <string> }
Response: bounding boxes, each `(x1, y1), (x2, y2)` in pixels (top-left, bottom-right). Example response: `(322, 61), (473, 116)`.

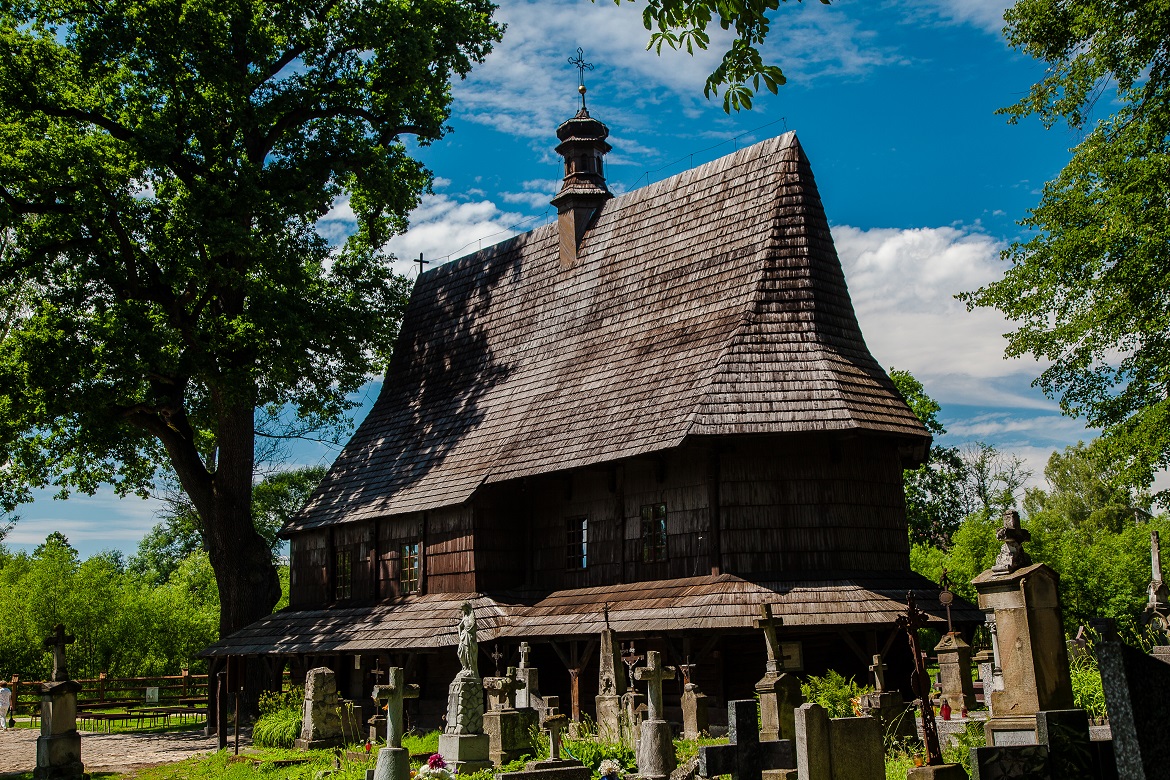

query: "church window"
(334, 549), (352, 600)
(640, 503), (668, 562)
(566, 516), (588, 570)
(400, 542), (420, 594)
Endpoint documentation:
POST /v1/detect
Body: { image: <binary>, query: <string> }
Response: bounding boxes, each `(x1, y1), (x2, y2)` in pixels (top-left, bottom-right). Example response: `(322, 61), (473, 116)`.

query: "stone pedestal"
(497, 758), (592, 780)
(756, 672), (802, 742)
(34, 680), (87, 780)
(439, 733), (492, 774)
(483, 708), (537, 767)
(446, 673), (486, 734)
(681, 684), (709, 740)
(973, 562), (1073, 747)
(372, 746), (410, 780)
(934, 634), (977, 712)
(634, 720), (676, 780)
(296, 667), (345, 750)
(595, 694), (622, 742)
(621, 691), (646, 750)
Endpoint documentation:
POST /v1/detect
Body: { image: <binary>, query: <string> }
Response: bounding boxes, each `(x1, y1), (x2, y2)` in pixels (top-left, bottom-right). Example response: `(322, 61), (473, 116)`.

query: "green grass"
(402, 729), (441, 757)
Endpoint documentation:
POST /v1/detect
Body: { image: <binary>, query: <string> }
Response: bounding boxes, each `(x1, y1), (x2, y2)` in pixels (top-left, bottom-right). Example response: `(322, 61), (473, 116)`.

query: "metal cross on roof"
(415, 252), (429, 275)
(567, 47), (595, 109)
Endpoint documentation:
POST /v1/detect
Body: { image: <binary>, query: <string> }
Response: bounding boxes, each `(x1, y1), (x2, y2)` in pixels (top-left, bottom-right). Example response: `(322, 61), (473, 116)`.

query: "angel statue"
(456, 602), (479, 677)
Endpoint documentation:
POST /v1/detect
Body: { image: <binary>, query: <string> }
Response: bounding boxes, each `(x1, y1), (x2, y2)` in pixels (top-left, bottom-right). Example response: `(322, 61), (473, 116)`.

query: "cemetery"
(4, 2), (1170, 780)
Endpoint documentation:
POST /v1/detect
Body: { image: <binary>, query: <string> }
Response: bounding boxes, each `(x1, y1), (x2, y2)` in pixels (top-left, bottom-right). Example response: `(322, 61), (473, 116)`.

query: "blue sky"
(10, 0), (1112, 558)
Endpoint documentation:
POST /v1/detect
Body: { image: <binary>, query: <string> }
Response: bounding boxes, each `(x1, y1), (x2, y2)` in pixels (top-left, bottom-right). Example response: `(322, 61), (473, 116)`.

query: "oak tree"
(0, 0), (502, 642)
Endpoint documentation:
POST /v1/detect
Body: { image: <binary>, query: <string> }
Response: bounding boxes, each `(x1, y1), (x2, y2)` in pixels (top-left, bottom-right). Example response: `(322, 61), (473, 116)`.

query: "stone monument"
(596, 616), (625, 741)
(678, 662), (709, 740)
(934, 634), (977, 712)
(371, 668), (420, 780)
(794, 703), (884, 780)
(620, 642), (646, 750)
(973, 511), (1074, 747)
(34, 624), (87, 780)
(754, 603), (803, 741)
(296, 667), (346, 750)
(483, 669), (536, 766)
(633, 651), (676, 780)
(699, 700), (795, 780)
(513, 643), (560, 722)
(494, 713), (591, 780)
(440, 602), (492, 774)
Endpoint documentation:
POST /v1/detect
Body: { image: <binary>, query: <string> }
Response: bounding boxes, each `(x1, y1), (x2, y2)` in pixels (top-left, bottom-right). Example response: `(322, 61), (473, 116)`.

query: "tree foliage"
(961, 0), (1170, 499)
(0, 534), (221, 681)
(0, 0), (502, 637)
(608, 0), (830, 112)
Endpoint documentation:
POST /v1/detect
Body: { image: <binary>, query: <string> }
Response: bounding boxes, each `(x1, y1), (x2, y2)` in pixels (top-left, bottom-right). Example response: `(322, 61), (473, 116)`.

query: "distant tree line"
(893, 370), (1168, 635)
(0, 466), (321, 682)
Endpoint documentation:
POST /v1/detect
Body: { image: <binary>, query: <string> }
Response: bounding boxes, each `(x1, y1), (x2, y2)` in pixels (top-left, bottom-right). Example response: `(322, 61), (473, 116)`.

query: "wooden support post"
(216, 671), (228, 750)
(550, 639), (598, 722)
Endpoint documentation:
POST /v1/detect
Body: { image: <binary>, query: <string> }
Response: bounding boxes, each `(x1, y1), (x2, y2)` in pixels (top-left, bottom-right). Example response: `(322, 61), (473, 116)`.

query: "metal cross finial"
(567, 47), (594, 109)
(491, 643), (504, 676)
(415, 252), (429, 275)
(938, 568), (955, 635)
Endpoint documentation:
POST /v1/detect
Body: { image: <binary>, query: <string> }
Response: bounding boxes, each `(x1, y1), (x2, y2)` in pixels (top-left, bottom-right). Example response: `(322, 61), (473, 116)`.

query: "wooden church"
(206, 101), (978, 728)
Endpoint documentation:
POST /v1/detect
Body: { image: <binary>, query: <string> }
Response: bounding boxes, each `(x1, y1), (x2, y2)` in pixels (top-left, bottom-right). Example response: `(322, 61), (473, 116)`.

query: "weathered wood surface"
(285, 132), (928, 534)
(204, 572), (979, 656)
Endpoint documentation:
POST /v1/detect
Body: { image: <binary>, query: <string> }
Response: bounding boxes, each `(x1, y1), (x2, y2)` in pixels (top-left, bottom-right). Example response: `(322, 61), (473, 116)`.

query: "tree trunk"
(204, 398), (281, 639)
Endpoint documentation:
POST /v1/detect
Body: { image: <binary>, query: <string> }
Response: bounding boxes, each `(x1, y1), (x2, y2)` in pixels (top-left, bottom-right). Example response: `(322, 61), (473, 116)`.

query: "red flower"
(427, 754), (447, 770)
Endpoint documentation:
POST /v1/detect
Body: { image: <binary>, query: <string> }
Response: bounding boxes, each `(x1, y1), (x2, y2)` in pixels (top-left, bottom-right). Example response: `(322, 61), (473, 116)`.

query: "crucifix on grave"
(752, 603), (802, 741)
(633, 651), (677, 780)
(939, 568), (956, 635)
(699, 700), (795, 780)
(634, 651), (675, 722)
(372, 667), (420, 749)
(754, 603), (783, 674)
(897, 593), (943, 766)
(491, 644), (504, 677)
(621, 641), (643, 690)
(44, 623), (76, 683)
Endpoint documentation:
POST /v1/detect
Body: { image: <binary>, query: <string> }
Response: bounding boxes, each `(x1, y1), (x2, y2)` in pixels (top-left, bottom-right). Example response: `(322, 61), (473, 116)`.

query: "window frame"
(334, 548), (353, 600)
(566, 515), (589, 570)
(400, 541), (421, 595)
(640, 503), (668, 563)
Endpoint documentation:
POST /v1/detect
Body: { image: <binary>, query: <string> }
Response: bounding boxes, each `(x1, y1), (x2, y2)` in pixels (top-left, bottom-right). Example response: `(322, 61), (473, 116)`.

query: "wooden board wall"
(289, 529), (329, 608)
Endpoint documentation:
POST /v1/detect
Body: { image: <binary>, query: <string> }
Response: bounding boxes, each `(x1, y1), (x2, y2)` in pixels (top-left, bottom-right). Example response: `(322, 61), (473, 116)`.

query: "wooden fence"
(9, 670), (208, 714)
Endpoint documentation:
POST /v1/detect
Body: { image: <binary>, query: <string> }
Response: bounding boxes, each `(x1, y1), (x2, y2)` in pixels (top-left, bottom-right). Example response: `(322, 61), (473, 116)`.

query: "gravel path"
(0, 726), (246, 776)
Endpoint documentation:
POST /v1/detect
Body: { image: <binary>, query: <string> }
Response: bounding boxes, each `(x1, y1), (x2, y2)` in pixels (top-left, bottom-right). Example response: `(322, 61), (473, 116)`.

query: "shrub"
(259, 686), (304, 718)
(403, 730), (442, 757)
(800, 671), (872, 719)
(252, 705), (303, 748)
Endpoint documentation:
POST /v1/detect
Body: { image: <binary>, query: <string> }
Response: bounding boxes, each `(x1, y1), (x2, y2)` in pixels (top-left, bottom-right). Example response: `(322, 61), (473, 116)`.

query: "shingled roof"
(287, 132), (930, 533)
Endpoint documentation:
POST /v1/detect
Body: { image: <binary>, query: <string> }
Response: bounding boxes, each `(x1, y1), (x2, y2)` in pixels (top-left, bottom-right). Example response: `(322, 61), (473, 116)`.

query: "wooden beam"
(836, 630), (870, 665)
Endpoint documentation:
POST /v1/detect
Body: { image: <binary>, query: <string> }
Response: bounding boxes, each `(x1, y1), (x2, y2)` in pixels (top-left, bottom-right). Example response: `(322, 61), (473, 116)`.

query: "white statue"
(457, 602), (479, 677)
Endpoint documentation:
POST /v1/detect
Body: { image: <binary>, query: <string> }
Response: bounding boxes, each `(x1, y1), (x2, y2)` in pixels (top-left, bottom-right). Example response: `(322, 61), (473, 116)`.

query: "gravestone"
(1097, 640), (1170, 779)
(680, 676), (709, 740)
(972, 512), (1073, 746)
(371, 668), (420, 780)
(296, 667), (345, 750)
(621, 689), (646, 750)
(793, 704), (883, 780)
(973, 650), (996, 716)
(970, 745), (1050, 780)
(439, 603), (492, 774)
(494, 713), (591, 780)
(855, 655), (916, 743)
(513, 643), (560, 723)
(935, 634), (977, 712)
(597, 628), (625, 741)
(483, 670), (536, 766)
(633, 651), (676, 780)
(34, 624), (87, 780)
(1035, 709), (1098, 780)
(754, 604), (803, 741)
(699, 700), (795, 780)
(1142, 531), (1170, 638)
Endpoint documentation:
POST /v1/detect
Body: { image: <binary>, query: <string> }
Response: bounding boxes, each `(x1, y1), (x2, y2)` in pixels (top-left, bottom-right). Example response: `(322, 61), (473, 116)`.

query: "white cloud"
(914, 0), (1011, 34)
(383, 193), (533, 275)
(832, 224), (1054, 409)
(9, 488), (162, 557)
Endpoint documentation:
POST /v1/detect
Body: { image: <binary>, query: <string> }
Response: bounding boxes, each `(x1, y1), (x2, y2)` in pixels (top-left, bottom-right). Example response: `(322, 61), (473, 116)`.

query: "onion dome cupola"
(551, 58), (612, 267)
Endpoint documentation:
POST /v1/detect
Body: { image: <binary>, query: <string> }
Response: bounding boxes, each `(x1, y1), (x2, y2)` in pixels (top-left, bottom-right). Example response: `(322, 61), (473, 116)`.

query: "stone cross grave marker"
(993, 510), (1032, 575)
(868, 655), (886, 693)
(634, 650), (675, 721)
(519, 642), (532, 669)
(699, 700), (795, 780)
(545, 713), (568, 761)
(44, 624), (76, 683)
(754, 604), (783, 674)
(372, 668), (420, 749)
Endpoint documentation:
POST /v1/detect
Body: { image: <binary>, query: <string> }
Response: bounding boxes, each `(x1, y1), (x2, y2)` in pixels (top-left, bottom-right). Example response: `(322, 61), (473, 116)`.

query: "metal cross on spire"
(568, 47), (595, 110)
